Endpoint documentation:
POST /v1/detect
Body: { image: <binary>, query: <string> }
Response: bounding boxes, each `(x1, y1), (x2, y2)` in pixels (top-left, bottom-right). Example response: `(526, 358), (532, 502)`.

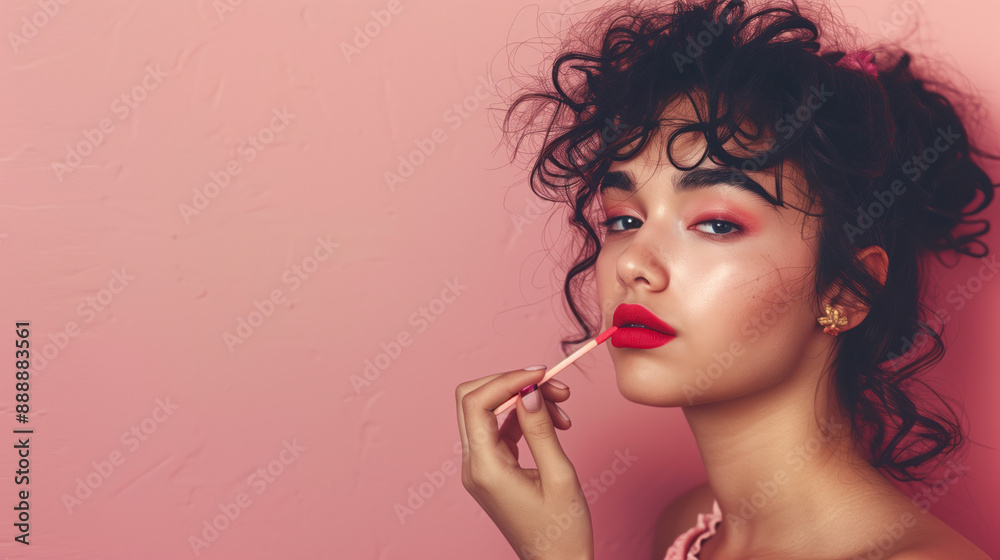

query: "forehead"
(603, 93), (815, 209)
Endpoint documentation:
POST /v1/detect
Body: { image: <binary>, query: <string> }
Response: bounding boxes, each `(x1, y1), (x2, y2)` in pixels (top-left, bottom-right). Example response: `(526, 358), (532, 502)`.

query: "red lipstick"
(611, 303), (677, 349)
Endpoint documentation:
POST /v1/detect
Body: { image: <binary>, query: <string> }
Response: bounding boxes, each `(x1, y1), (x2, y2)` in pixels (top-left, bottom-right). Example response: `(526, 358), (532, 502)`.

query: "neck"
(682, 338), (907, 555)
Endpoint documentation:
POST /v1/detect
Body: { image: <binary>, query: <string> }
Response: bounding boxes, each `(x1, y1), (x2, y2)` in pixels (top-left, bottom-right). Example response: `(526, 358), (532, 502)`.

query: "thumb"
(516, 380), (575, 486)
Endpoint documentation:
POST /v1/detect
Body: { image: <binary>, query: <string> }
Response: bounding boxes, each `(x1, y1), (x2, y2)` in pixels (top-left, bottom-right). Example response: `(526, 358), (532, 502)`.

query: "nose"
(616, 226), (669, 292)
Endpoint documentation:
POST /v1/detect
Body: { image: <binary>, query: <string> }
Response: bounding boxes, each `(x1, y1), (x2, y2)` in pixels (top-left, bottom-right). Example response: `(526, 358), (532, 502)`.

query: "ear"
(820, 245), (888, 333)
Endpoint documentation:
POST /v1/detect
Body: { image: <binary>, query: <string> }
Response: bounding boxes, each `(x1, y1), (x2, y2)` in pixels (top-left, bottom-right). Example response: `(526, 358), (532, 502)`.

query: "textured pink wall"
(0, 0), (996, 558)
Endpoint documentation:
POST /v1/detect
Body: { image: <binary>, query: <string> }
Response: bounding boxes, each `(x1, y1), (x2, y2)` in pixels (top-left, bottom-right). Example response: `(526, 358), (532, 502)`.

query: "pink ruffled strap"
(663, 499), (723, 560)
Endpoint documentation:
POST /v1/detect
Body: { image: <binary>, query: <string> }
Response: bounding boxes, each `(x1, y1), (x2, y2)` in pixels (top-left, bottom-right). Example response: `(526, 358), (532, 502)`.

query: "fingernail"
(554, 404), (570, 423)
(546, 378), (568, 390)
(520, 383), (541, 412)
(524, 365), (546, 371)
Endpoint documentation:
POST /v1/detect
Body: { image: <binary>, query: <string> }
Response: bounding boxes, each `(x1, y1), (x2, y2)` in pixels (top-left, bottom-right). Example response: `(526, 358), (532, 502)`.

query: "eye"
(694, 219), (745, 238)
(600, 215), (641, 233)
(601, 216), (746, 238)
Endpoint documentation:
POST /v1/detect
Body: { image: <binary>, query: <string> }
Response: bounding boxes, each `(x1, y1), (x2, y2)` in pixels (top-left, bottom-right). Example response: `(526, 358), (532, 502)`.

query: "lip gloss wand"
(492, 326), (618, 416)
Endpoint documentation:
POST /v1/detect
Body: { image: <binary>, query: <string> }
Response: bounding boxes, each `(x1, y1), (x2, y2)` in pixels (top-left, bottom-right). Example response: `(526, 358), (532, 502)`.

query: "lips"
(611, 303), (677, 349)
(613, 303), (676, 334)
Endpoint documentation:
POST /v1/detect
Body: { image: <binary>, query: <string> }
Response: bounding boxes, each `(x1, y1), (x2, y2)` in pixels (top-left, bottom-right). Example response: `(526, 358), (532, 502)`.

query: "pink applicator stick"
(492, 326), (618, 416)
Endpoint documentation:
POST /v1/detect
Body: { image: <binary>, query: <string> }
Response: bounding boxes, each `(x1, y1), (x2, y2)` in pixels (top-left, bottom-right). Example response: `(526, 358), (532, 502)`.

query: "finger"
(455, 373), (504, 459)
(458, 369), (558, 468)
(516, 383), (577, 489)
(539, 379), (570, 403)
(498, 398), (571, 462)
(497, 411), (521, 461)
(546, 400), (571, 430)
(461, 368), (549, 461)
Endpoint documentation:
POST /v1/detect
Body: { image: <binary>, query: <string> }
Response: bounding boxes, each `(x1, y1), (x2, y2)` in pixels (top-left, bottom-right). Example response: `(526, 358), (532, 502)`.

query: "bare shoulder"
(650, 481), (716, 560)
(873, 508), (991, 560)
(884, 542), (991, 560)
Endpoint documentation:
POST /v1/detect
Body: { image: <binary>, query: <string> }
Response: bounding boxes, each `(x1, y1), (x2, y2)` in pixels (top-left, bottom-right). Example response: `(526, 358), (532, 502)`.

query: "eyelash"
(599, 215), (747, 239)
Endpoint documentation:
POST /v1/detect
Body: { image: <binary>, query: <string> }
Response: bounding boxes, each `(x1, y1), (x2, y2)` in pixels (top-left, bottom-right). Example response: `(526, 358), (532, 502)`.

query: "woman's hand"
(455, 367), (594, 560)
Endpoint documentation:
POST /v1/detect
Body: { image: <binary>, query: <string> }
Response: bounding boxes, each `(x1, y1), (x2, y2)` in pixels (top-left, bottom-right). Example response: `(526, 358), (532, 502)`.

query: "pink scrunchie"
(837, 50), (878, 78)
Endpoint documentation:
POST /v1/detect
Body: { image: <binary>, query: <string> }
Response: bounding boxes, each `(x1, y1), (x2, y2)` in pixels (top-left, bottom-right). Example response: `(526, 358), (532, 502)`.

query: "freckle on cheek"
(743, 285), (781, 318)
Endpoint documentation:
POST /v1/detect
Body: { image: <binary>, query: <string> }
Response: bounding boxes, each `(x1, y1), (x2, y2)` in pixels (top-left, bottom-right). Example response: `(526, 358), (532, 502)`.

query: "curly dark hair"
(498, 0), (998, 482)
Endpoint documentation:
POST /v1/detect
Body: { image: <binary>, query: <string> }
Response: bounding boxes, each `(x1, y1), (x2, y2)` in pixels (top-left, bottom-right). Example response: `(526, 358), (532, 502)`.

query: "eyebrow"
(599, 167), (781, 207)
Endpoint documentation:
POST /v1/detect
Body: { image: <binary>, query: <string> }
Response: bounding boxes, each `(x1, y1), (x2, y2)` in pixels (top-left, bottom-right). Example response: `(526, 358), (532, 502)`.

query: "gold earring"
(817, 305), (849, 336)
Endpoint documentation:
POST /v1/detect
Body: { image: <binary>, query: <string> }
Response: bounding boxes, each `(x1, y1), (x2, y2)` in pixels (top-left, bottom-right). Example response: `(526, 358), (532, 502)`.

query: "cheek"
(722, 259), (812, 339)
(595, 250), (619, 320)
(681, 259), (815, 382)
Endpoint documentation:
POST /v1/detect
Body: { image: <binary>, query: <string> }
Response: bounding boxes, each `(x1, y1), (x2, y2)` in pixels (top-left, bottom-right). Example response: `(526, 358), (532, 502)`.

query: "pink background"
(0, 0), (997, 558)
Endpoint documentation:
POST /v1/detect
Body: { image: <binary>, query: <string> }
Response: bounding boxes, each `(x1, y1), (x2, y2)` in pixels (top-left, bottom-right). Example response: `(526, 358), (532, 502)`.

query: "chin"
(612, 361), (698, 407)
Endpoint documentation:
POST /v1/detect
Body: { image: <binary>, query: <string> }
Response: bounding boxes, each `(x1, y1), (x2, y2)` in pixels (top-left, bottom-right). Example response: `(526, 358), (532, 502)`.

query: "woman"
(454, 0), (996, 557)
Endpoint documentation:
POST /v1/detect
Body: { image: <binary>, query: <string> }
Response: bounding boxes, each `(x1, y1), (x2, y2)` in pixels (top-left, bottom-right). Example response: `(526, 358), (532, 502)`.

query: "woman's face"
(595, 99), (827, 407)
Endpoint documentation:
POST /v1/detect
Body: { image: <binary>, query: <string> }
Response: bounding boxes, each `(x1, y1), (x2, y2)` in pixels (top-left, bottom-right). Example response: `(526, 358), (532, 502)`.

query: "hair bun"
(878, 52), (997, 259)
